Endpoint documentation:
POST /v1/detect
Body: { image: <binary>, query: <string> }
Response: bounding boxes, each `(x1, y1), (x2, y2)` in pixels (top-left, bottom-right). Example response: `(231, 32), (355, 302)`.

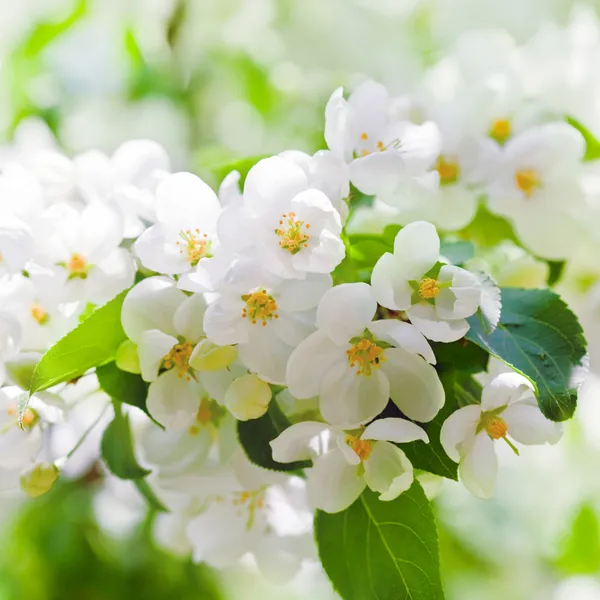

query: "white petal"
(363, 441), (414, 501)
(362, 418), (428, 443)
(270, 422), (331, 463)
(286, 330), (345, 399)
(367, 319), (436, 364)
(218, 170), (242, 206)
(407, 302), (470, 343)
(503, 402), (563, 445)
(79, 202), (124, 260)
(237, 327), (293, 385)
(459, 433), (498, 499)
(146, 369), (203, 430)
(436, 265), (482, 320)
(307, 449), (366, 513)
(203, 299), (248, 346)
(173, 293), (208, 343)
(371, 252), (412, 310)
(324, 87), (356, 162)
(316, 283), (377, 344)
(392, 221), (440, 279)
(156, 172), (221, 235)
(349, 151), (405, 197)
(382, 347), (445, 423)
(320, 361), (390, 427)
(481, 372), (534, 411)
(277, 274), (332, 313)
(138, 330), (178, 382)
(121, 277), (185, 343)
(439, 405), (482, 462)
(134, 223), (190, 275)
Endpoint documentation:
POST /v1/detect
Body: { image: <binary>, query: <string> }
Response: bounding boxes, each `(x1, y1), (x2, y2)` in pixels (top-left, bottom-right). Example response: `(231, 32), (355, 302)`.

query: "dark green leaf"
(96, 362), (158, 425)
(431, 340), (489, 374)
(29, 289), (129, 395)
(547, 260), (566, 287)
(439, 240), (475, 266)
(134, 478), (168, 513)
(316, 483), (444, 600)
(453, 372), (483, 407)
(101, 402), (150, 480)
(237, 396), (311, 472)
(466, 288), (587, 421)
(567, 116), (600, 161)
(401, 371), (458, 480)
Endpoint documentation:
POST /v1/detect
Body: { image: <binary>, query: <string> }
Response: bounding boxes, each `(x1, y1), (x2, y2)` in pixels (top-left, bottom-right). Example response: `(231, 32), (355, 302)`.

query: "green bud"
(20, 462), (60, 498)
(115, 340), (141, 374)
(5, 352), (42, 390)
(189, 339), (238, 372)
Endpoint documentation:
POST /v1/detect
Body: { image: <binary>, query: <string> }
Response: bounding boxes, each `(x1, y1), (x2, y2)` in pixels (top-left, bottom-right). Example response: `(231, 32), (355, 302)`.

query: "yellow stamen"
(376, 140), (385, 151)
(419, 277), (440, 300)
(176, 228), (211, 265)
(163, 342), (194, 380)
(30, 304), (49, 325)
(515, 169), (540, 198)
(485, 416), (508, 440)
(489, 118), (511, 144)
(67, 253), (87, 276)
(360, 132), (369, 141)
(346, 435), (373, 461)
(275, 212), (311, 254)
(241, 290), (279, 326)
(346, 338), (386, 376)
(436, 156), (460, 185)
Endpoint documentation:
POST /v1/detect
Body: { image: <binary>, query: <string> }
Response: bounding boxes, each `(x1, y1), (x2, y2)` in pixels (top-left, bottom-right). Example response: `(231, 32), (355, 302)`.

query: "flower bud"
(20, 462), (60, 498)
(115, 340), (141, 374)
(189, 339), (238, 372)
(5, 352), (42, 390)
(224, 374), (271, 421)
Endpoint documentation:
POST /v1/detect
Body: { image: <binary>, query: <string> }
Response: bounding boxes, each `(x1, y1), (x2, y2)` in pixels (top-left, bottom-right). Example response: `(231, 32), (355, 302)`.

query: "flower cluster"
(0, 45), (587, 583)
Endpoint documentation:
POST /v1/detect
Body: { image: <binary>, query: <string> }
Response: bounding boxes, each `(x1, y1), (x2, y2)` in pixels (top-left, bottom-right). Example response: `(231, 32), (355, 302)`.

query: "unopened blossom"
(486, 122), (587, 259)
(202, 256), (332, 384)
(440, 372), (562, 498)
(134, 172), (221, 275)
(216, 156), (345, 279)
(271, 417), (428, 513)
(371, 221), (484, 342)
(286, 282), (444, 426)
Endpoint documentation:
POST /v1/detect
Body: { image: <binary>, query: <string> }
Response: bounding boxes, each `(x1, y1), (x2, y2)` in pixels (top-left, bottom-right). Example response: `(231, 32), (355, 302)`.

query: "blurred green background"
(3, 1), (600, 598)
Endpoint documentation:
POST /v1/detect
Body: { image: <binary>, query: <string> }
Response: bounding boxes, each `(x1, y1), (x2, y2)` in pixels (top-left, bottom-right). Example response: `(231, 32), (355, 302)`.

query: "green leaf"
(237, 396), (311, 472)
(101, 402), (150, 480)
(96, 362), (159, 425)
(547, 260), (566, 287)
(401, 372), (458, 481)
(466, 288), (588, 421)
(201, 155), (269, 188)
(29, 289), (129, 395)
(556, 504), (600, 574)
(315, 483), (444, 600)
(431, 340), (489, 374)
(459, 203), (519, 249)
(134, 478), (168, 513)
(454, 372), (483, 407)
(567, 116), (600, 161)
(439, 240), (475, 266)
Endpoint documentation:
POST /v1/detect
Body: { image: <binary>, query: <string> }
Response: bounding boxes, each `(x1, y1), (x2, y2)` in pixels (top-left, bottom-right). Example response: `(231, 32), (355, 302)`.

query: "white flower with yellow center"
(202, 257), (332, 384)
(36, 201), (134, 304)
(134, 172), (221, 275)
(121, 277), (239, 429)
(486, 122), (587, 259)
(216, 156), (345, 279)
(271, 417), (428, 513)
(286, 282), (444, 427)
(371, 221), (484, 343)
(324, 80), (441, 199)
(440, 372), (562, 498)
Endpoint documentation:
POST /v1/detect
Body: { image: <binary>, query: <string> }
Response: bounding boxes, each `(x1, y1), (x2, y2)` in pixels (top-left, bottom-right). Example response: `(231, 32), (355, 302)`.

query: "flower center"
(489, 118), (511, 144)
(436, 156), (460, 185)
(176, 229), (212, 265)
(163, 342), (194, 380)
(484, 416), (508, 440)
(346, 338), (386, 376)
(241, 290), (279, 326)
(419, 277), (440, 299)
(188, 397), (226, 435)
(67, 253), (89, 279)
(346, 435), (373, 461)
(359, 132), (386, 156)
(275, 212), (311, 254)
(232, 489), (266, 530)
(30, 304), (49, 325)
(515, 169), (540, 198)
(6, 405), (37, 430)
